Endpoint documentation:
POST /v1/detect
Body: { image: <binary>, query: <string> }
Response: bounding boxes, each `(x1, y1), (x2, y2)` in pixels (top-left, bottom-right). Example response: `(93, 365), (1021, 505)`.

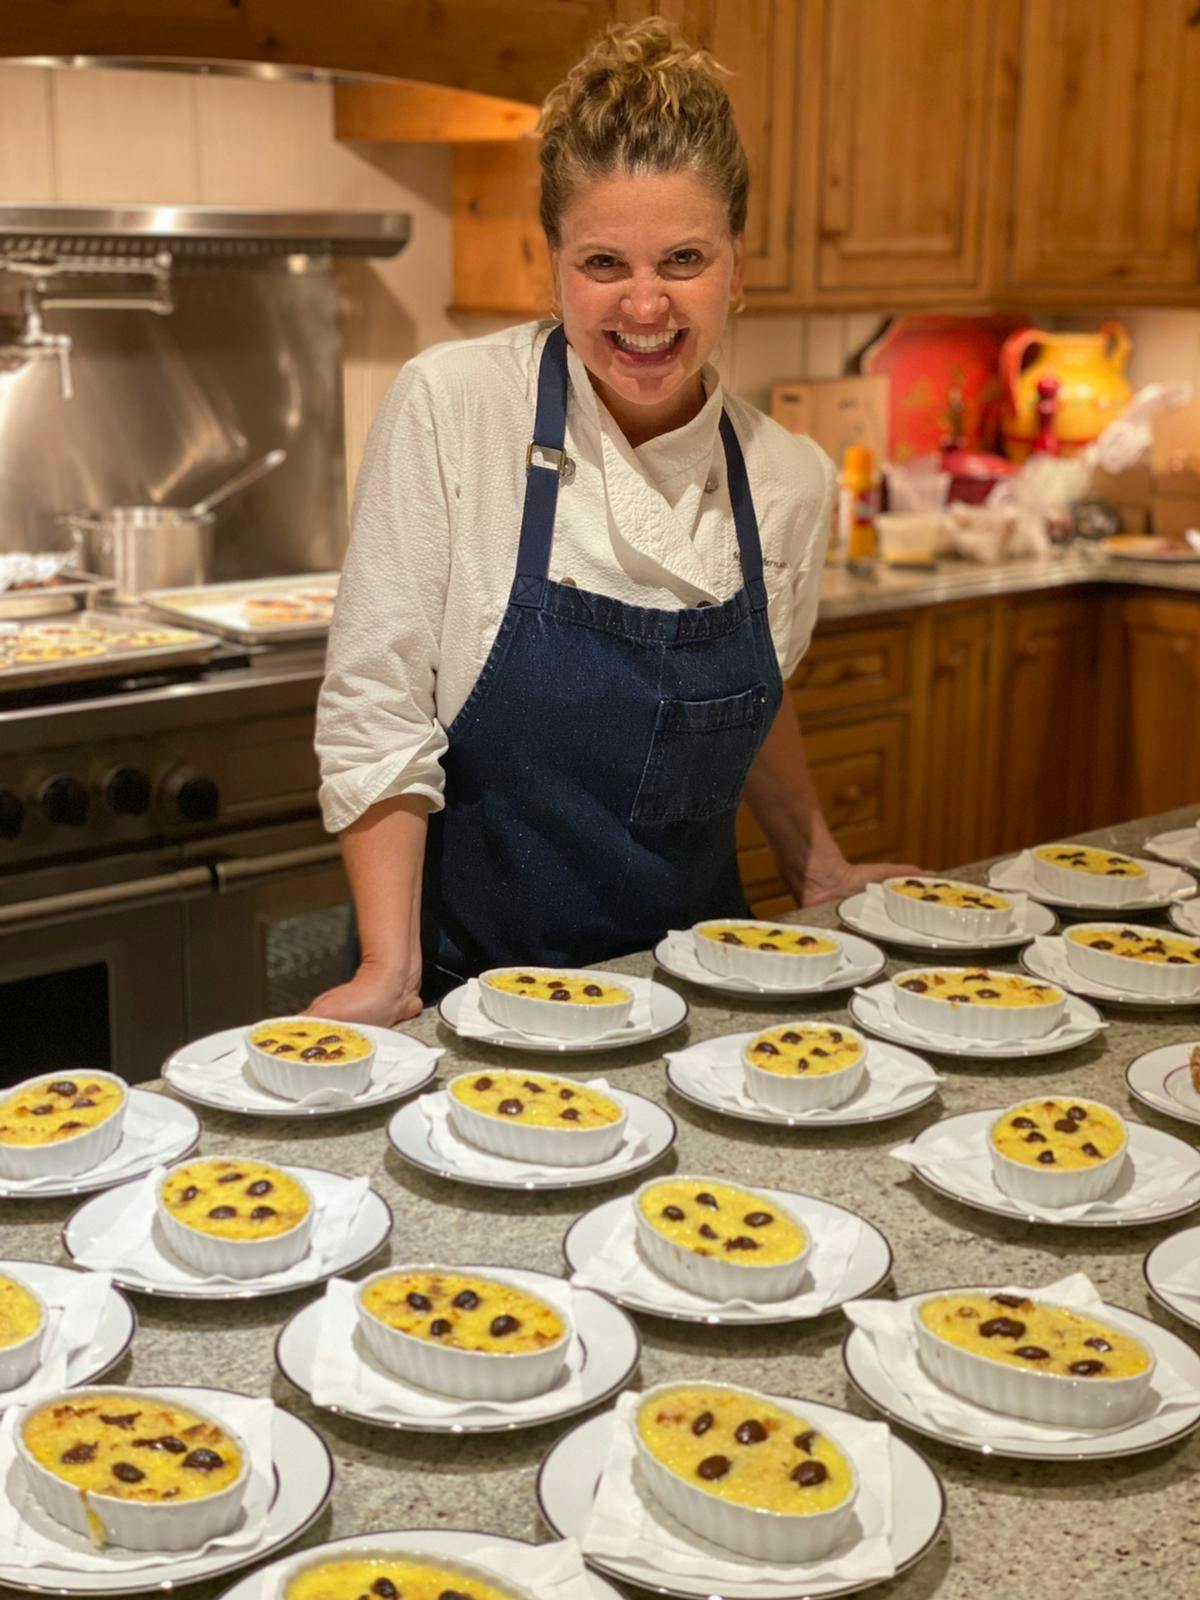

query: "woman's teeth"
(612, 329), (682, 353)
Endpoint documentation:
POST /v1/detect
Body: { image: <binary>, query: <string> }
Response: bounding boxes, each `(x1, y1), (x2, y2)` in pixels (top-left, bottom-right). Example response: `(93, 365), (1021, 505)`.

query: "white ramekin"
(0, 1274), (48, 1392)
(354, 1263), (571, 1401)
(741, 1025), (867, 1112)
(691, 920), (844, 990)
(446, 1072), (627, 1167)
(1064, 923), (1200, 999)
(912, 1292), (1155, 1427)
(882, 877), (1015, 941)
(15, 1386), (250, 1551)
(478, 968), (634, 1041)
(155, 1162), (315, 1280)
(0, 1070), (128, 1182)
(633, 1177), (811, 1303)
(244, 1016), (376, 1101)
(891, 968), (1067, 1041)
(987, 1100), (1128, 1209)
(1032, 846), (1147, 907)
(273, 1544), (536, 1600)
(634, 1381), (858, 1563)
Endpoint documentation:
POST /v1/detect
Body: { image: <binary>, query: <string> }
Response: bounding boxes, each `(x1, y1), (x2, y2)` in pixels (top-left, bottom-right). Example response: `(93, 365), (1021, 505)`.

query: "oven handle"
(212, 842), (343, 889)
(0, 865), (214, 927)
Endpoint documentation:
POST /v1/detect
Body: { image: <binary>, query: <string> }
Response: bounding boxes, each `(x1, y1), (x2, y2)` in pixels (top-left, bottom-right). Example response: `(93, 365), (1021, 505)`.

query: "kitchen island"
(2, 807), (1198, 1599)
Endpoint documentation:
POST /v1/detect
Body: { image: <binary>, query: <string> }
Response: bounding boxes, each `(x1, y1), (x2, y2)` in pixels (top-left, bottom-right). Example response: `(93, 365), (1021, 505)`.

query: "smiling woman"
(310, 19), (918, 1027)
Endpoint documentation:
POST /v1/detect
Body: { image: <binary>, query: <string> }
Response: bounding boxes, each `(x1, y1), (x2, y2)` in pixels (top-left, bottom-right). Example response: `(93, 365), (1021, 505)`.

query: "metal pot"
(61, 507), (215, 599)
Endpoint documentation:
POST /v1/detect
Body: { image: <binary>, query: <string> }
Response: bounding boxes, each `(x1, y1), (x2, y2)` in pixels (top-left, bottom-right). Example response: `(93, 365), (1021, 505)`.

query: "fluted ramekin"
(891, 968), (1067, 1041)
(634, 1382), (858, 1563)
(0, 1071), (128, 1182)
(477, 968), (634, 1041)
(15, 1386), (250, 1550)
(354, 1263), (571, 1400)
(741, 1026), (867, 1112)
(273, 1544), (536, 1600)
(633, 1176), (811, 1303)
(244, 1016), (375, 1101)
(1032, 846), (1147, 907)
(446, 1072), (627, 1167)
(987, 1100), (1128, 1209)
(691, 920), (843, 989)
(0, 1273), (47, 1391)
(155, 1162), (314, 1280)
(912, 1292), (1155, 1427)
(882, 877), (1015, 941)
(1064, 924), (1200, 999)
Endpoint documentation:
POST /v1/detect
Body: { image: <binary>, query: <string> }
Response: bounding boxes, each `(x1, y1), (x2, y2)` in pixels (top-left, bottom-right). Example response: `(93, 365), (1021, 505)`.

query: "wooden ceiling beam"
(335, 81), (539, 143)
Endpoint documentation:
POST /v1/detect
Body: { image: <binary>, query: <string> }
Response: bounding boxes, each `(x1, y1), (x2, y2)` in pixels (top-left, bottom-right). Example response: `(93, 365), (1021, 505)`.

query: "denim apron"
(421, 324), (783, 992)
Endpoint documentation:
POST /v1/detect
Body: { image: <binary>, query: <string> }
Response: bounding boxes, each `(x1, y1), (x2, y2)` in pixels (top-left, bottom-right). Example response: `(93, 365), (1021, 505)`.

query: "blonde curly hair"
(537, 17), (749, 248)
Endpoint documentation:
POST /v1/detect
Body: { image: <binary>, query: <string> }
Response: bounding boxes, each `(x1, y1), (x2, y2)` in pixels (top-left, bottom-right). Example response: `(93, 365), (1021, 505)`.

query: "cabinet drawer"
(790, 625), (909, 717)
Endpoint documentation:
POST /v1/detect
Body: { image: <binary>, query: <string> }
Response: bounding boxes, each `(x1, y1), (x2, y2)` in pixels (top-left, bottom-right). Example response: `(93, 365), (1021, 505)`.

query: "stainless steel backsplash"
(0, 262), (346, 577)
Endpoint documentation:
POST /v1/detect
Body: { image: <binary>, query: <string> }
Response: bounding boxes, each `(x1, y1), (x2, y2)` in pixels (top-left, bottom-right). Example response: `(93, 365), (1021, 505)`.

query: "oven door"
(183, 819), (352, 1037)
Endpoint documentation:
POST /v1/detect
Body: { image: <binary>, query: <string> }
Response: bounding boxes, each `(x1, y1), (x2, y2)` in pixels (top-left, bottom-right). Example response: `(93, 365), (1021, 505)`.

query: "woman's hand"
(305, 959), (423, 1027)
(801, 858), (926, 908)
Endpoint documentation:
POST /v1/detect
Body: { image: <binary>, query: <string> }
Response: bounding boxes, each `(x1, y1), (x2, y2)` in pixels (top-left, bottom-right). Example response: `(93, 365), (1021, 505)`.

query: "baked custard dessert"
(450, 1071), (622, 1128)
(0, 1074), (124, 1148)
(893, 967), (1067, 1042)
(159, 1158), (310, 1242)
(744, 1024), (864, 1079)
(358, 1270), (564, 1354)
(1067, 927), (1200, 965)
(0, 1273), (43, 1349)
(640, 1179), (807, 1265)
(991, 1099), (1125, 1170)
(887, 879), (1009, 911)
(248, 1020), (372, 1063)
(477, 965), (636, 1041)
(482, 971), (630, 1005)
(1035, 844), (1145, 881)
(917, 1293), (1150, 1379)
(896, 970), (1058, 1008)
(698, 924), (838, 956)
(284, 1555), (516, 1600)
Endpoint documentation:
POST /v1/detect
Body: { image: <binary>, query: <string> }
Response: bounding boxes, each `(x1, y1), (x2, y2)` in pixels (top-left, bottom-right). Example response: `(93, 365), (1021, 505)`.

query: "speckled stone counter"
(3, 810), (1200, 1599)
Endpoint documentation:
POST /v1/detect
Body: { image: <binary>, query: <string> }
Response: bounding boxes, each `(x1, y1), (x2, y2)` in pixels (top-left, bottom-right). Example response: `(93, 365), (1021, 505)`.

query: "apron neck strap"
(511, 323), (570, 608)
(718, 410), (768, 612)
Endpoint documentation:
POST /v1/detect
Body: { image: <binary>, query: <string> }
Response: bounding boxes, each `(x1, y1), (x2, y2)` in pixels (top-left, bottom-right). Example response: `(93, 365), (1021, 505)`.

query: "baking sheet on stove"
(0, 611), (217, 691)
(0, 570), (114, 620)
(144, 572), (340, 643)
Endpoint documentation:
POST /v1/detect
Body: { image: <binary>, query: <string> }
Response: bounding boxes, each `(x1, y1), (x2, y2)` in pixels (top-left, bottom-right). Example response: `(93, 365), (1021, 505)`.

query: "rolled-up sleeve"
(316, 364), (453, 834)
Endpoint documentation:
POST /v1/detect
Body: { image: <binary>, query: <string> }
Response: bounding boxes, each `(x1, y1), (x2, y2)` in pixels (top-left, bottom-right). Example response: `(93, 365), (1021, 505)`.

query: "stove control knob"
(163, 768), (220, 823)
(41, 776), (90, 828)
(0, 788), (23, 839)
(104, 766), (151, 817)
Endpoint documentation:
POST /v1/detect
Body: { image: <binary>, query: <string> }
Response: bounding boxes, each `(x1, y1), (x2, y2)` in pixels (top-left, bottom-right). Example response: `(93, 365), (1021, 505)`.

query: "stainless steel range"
(0, 643), (351, 1085)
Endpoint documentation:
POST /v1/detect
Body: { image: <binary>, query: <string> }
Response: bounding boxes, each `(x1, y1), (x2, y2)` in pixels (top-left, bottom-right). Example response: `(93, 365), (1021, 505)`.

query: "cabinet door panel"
(922, 607), (992, 867)
(1112, 595), (1200, 816)
(805, 715), (906, 860)
(790, 623), (910, 717)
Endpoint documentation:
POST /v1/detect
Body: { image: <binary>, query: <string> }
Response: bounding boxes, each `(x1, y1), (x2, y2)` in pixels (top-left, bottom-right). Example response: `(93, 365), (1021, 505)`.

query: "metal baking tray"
(0, 570), (115, 620)
(0, 611), (218, 692)
(143, 573), (340, 644)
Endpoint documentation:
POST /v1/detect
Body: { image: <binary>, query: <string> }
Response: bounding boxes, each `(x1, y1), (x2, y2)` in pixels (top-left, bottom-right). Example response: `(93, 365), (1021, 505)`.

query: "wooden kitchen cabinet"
(917, 604), (994, 867)
(1106, 594), (1200, 817)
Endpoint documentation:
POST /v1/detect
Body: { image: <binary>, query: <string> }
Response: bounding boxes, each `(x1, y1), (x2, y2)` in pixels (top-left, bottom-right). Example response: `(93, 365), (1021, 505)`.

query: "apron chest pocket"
(630, 683), (770, 825)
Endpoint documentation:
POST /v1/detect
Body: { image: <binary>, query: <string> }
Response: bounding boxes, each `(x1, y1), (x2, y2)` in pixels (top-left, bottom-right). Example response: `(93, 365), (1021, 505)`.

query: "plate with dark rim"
(0, 1092), (200, 1202)
(847, 985), (1105, 1060)
(1143, 1226), (1200, 1334)
(838, 890), (1057, 952)
(987, 852), (1193, 915)
(1125, 1041), (1200, 1127)
(1021, 939), (1200, 1011)
(438, 976), (688, 1055)
(653, 930), (885, 999)
(0, 1261), (136, 1412)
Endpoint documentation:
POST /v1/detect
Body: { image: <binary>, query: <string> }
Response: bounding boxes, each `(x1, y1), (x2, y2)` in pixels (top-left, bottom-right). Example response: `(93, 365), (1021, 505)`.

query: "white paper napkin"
(0, 1392), (274, 1570)
(581, 1391), (894, 1588)
(1173, 900), (1200, 936)
(452, 977), (653, 1042)
(845, 1272), (1200, 1445)
(168, 1034), (442, 1109)
(310, 1275), (586, 1420)
(72, 1166), (370, 1287)
(863, 880), (1029, 938)
(666, 1032), (941, 1119)
(0, 1099), (182, 1195)
(992, 849), (1189, 904)
(420, 1088), (648, 1181)
(662, 928), (856, 993)
(570, 1202), (866, 1316)
(890, 1125), (1200, 1221)
(0, 1273), (115, 1409)
(852, 979), (1103, 1051)
(1153, 1253), (1200, 1307)
(271, 1538), (596, 1600)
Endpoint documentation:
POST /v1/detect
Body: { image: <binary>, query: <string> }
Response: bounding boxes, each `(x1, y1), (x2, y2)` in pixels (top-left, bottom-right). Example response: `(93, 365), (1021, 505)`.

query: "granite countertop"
(818, 545), (1200, 621)
(3, 809), (1200, 1599)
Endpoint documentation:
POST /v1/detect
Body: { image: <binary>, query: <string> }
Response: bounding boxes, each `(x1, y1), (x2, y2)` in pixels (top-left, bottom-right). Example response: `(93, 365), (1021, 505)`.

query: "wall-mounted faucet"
(3, 285), (75, 400)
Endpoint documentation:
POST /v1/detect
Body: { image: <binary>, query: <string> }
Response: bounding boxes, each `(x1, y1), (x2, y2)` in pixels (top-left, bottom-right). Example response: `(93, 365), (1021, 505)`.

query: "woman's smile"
(604, 327), (689, 366)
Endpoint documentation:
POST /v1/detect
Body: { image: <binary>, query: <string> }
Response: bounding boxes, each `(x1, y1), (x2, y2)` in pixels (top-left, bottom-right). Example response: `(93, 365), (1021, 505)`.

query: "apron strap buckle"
(526, 441), (575, 482)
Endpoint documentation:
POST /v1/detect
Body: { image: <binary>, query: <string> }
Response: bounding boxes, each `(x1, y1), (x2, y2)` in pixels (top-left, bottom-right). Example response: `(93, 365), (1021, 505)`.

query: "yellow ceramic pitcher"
(1001, 322), (1132, 460)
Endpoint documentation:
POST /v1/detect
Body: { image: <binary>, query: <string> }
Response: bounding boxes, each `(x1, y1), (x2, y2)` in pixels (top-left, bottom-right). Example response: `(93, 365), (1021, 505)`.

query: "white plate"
(1144, 1226), (1200, 1333)
(847, 987), (1104, 1060)
(988, 852), (1194, 914)
(838, 890), (1057, 951)
(387, 1089), (675, 1191)
(0, 1385), (332, 1595)
(438, 977), (688, 1054)
(653, 931), (885, 998)
(61, 1167), (392, 1300)
(900, 1110), (1200, 1228)
(217, 1528), (627, 1600)
(1145, 827), (1200, 871)
(843, 1292), (1200, 1461)
(0, 1092), (200, 1201)
(535, 1405), (946, 1600)
(274, 1269), (641, 1433)
(1125, 1041), (1200, 1126)
(0, 1260), (135, 1410)
(562, 1189), (892, 1325)
(1171, 899), (1200, 937)
(1020, 940), (1200, 1010)
(664, 1036), (940, 1128)
(161, 1023), (439, 1118)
